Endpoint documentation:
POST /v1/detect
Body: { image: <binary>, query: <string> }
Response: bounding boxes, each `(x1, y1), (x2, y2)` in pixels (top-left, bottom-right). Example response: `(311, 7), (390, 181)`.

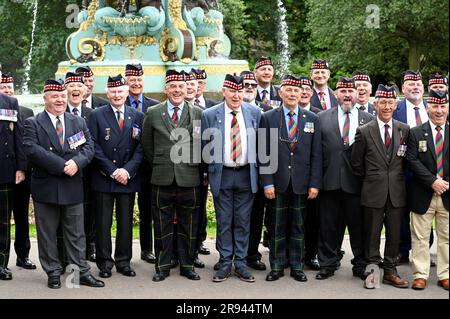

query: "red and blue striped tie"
(342, 111), (350, 145)
(436, 126), (444, 178)
(414, 107), (422, 126)
(55, 116), (64, 145)
(288, 111), (298, 149)
(384, 124), (391, 149)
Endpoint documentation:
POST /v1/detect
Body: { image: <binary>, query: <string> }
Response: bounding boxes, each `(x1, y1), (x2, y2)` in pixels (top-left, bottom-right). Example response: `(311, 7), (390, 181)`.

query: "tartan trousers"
(269, 187), (307, 272)
(0, 183), (13, 268)
(152, 184), (199, 273)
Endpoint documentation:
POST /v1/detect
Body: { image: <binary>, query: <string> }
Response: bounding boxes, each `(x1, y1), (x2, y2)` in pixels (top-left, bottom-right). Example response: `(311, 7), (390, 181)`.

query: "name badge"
(304, 122), (315, 133)
(68, 131), (86, 150)
(397, 144), (407, 157)
(418, 140), (427, 152)
(132, 125), (141, 140)
(0, 109), (18, 122)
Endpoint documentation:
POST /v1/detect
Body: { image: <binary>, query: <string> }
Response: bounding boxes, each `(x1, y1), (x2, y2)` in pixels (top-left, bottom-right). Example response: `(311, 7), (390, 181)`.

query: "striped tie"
(132, 100), (140, 112)
(414, 107), (422, 126)
(171, 106), (179, 128)
(261, 90), (269, 105)
(116, 111), (124, 130)
(384, 124), (391, 149)
(288, 111), (298, 150)
(436, 126), (444, 178)
(55, 115), (64, 145)
(318, 91), (327, 110)
(342, 111), (350, 145)
(230, 111), (242, 163)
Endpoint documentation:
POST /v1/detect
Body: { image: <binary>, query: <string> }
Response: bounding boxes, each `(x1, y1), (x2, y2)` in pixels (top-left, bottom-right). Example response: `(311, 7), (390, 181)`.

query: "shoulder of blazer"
(143, 95), (160, 106)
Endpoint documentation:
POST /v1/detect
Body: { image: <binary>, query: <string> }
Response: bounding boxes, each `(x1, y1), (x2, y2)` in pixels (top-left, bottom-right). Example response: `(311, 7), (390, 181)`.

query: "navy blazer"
(201, 102), (261, 197)
(92, 95), (108, 109)
(125, 94), (160, 113)
(23, 111), (94, 205)
(256, 85), (281, 104)
(88, 105), (144, 193)
(393, 99), (428, 124)
(311, 88), (338, 110)
(260, 106), (322, 194)
(0, 93), (27, 184)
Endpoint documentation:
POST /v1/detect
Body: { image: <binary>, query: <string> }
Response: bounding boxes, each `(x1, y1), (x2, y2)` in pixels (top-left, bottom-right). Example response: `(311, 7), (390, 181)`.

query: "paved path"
(0, 237), (447, 299)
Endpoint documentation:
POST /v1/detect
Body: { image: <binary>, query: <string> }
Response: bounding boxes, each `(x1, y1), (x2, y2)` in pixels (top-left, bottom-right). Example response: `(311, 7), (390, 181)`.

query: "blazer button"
(288, 165), (291, 169)
(50, 147), (53, 151)
(290, 152), (293, 156)
(113, 160), (117, 164)
(4, 142), (7, 146)
(114, 148), (117, 152)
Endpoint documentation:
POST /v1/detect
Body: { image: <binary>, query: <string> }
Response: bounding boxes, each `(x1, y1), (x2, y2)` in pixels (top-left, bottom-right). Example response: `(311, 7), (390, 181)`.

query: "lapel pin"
(128, 117), (131, 120)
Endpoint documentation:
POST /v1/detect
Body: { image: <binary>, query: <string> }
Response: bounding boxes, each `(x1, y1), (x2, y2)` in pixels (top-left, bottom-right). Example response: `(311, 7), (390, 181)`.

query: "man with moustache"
(393, 70), (429, 265)
(0, 67), (27, 280)
(352, 70), (377, 116)
(88, 75), (144, 279)
(316, 77), (373, 280)
(310, 59), (338, 111)
(254, 56), (281, 108)
(407, 90), (449, 291)
(23, 79), (104, 289)
(191, 68), (218, 109)
(202, 74), (261, 283)
(75, 66), (108, 109)
(142, 70), (203, 282)
(352, 84), (410, 289)
(124, 63), (159, 265)
(0, 72), (36, 270)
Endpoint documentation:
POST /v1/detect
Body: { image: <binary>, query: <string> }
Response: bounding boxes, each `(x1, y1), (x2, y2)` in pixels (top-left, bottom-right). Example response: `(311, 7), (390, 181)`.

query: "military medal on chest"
(105, 128), (111, 141)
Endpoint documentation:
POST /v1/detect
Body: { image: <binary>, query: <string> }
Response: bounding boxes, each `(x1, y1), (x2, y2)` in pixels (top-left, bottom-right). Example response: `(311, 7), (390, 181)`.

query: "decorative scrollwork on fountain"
(77, 38), (106, 63)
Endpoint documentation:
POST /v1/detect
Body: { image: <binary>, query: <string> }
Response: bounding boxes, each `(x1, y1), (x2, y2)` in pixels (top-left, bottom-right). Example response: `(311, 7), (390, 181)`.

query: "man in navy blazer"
(201, 74), (261, 283)
(23, 79), (104, 289)
(261, 75), (322, 282)
(88, 75), (144, 279)
(254, 56), (282, 108)
(310, 59), (338, 111)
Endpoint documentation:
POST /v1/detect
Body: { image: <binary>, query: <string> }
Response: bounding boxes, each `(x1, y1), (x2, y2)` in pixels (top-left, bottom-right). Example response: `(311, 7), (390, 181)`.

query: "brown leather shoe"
(383, 274), (409, 288)
(438, 279), (449, 290)
(412, 278), (426, 290)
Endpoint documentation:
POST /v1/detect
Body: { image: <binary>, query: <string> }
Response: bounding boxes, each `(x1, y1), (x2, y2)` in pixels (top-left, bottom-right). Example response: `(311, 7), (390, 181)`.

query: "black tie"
(72, 107), (79, 116)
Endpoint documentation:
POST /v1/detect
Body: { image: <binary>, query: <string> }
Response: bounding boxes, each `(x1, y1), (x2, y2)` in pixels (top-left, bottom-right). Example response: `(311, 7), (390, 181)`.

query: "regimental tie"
(261, 90), (269, 105)
(230, 111), (242, 163)
(171, 106), (179, 128)
(342, 111), (350, 145)
(359, 104), (366, 111)
(436, 126), (444, 178)
(72, 107), (79, 116)
(384, 123), (391, 149)
(55, 115), (64, 145)
(116, 111), (124, 130)
(288, 111), (298, 150)
(318, 91), (327, 110)
(414, 106), (422, 126)
(132, 100), (141, 112)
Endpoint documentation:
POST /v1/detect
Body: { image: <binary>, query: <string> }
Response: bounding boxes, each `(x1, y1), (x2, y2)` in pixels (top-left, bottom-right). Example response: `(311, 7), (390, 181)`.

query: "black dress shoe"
(87, 252), (96, 262)
(291, 270), (307, 282)
(316, 269), (334, 280)
(193, 257), (205, 268)
(305, 257), (320, 271)
(117, 267), (136, 277)
(16, 257), (37, 270)
(141, 252), (156, 264)
(47, 276), (61, 289)
(152, 272), (170, 282)
(247, 260), (266, 271)
(99, 270), (112, 278)
(79, 274), (105, 288)
(198, 243), (210, 255)
(180, 269), (201, 280)
(213, 261), (220, 271)
(171, 259), (179, 269)
(0, 268), (12, 281)
(266, 270), (284, 281)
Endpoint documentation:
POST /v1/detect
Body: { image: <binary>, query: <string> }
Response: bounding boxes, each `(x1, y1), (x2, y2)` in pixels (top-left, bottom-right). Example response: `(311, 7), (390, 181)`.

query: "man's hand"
(432, 179), (449, 196)
(308, 188), (319, 200)
(64, 160), (79, 176)
(15, 170), (26, 184)
(264, 186), (276, 200)
(114, 168), (129, 185)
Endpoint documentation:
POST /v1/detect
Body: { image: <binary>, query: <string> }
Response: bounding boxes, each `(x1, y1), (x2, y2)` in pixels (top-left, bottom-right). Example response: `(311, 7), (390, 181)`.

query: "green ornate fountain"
(56, 0), (249, 94)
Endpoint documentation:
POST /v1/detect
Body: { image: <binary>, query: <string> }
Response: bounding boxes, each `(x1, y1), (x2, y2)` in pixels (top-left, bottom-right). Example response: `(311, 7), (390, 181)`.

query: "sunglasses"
(244, 83), (258, 88)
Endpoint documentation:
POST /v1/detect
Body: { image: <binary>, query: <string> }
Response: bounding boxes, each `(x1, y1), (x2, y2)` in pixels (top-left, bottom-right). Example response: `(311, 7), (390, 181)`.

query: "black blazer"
(19, 105), (34, 121)
(125, 95), (160, 113)
(256, 85), (281, 103)
(407, 122), (449, 214)
(319, 107), (374, 194)
(92, 95), (109, 109)
(260, 107), (322, 195)
(0, 93), (27, 183)
(23, 112), (94, 205)
(311, 88), (338, 110)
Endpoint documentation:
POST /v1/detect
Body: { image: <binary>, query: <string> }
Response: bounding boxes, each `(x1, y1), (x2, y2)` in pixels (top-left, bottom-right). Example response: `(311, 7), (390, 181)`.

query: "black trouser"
(363, 196), (403, 276)
(194, 182), (208, 253)
(95, 192), (135, 272)
(138, 183), (153, 254)
(318, 190), (365, 273)
(0, 183), (13, 269)
(152, 184), (198, 273)
(304, 197), (319, 261)
(83, 172), (96, 256)
(247, 188), (268, 263)
(12, 178), (31, 259)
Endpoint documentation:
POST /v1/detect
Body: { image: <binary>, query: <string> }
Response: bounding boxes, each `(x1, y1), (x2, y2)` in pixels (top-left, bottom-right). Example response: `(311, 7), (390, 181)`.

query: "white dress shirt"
(257, 85), (271, 101)
(406, 99), (428, 128)
(223, 103), (248, 167)
(377, 117), (393, 144)
(46, 111), (65, 142)
(68, 103), (81, 116)
(84, 95), (92, 109)
(196, 95), (206, 108)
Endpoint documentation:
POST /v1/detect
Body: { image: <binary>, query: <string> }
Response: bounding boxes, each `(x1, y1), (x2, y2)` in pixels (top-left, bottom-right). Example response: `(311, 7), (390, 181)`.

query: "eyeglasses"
(244, 83), (258, 89)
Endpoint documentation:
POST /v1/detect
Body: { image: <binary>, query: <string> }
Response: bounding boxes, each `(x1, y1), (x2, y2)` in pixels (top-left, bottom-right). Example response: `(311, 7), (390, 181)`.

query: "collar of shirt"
(314, 87), (327, 96)
(225, 102), (242, 114)
(258, 85), (271, 97)
(167, 100), (185, 114)
(406, 99), (425, 110)
(68, 103), (81, 114)
(196, 95), (206, 106)
(377, 117), (393, 131)
(338, 105), (357, 117)
(429, 120), (446, 140)
(128, 94), (143, 107)
(283, 105), (299, 118)
(46, 110), (64, 126)
(111, 104), (125, 115)
(356, 102), (369, 109)
(84, 95), (92, 108)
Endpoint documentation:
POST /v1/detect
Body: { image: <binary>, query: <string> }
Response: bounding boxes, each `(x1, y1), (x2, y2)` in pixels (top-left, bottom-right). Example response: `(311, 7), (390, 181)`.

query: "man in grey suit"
(316, 77), (374, 280)
(352, 71), (377, 116)
(351, 84), (410, 289)
(201, 74), (261, 283)
(23, 79), (104, 289)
